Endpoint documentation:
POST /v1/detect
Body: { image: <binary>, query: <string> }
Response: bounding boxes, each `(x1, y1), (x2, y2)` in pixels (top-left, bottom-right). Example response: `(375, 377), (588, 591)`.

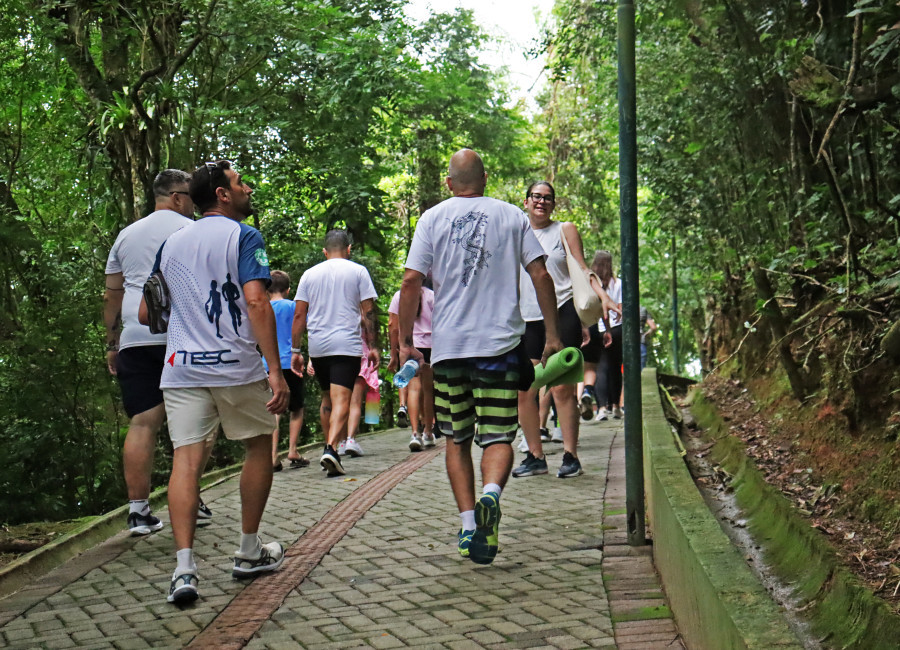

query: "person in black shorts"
(265, 271), (309, 470)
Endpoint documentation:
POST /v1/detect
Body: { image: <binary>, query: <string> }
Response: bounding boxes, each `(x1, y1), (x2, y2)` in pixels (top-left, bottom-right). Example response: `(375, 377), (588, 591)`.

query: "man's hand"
(291, 352), (305, 377)
(267, 371), (290, 414)
(387, 353), (399, 373)
(399, 343), (424, 372)
(366, 348), (380, 369)
(540, 336), (565, 368)
(603, 331), (613, 348)
(106, 351), (118, 376)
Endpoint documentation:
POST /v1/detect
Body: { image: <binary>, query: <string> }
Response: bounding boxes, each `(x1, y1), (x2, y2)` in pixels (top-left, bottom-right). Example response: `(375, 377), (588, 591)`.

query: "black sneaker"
(579, 393), (594, 421)
(397, 406), (409, 428)
(127, 511), (164, 536)
(539, 427), (552, 442)
(320, 445), (345, 476)
(512, 452), (549, 478)
(197, 498), (212, 526)
(232, 540), (285, 577)
(167, 571), (199, 605)
(557, 452), (584, 478)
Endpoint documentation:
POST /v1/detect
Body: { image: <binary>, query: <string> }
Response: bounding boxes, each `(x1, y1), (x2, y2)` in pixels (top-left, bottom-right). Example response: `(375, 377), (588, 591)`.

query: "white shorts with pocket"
(163, 379), (274, 449)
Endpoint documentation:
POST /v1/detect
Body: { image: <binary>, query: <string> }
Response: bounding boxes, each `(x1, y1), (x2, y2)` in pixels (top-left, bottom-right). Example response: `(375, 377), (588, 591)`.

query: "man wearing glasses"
(143, 160), (289, 604)
(104, 170), (198, 538)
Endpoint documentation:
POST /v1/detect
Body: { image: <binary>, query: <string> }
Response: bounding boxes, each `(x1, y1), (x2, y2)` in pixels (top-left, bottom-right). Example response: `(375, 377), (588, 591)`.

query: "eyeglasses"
(528, 193), (555, 203)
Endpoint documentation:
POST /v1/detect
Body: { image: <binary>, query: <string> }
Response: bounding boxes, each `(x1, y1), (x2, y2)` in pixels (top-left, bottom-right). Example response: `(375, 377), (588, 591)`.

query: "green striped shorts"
(433, 344), (533, 447)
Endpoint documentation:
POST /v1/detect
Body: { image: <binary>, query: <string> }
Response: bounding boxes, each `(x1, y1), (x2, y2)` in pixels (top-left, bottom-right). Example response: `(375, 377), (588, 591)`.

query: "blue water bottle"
(393, 359), (419, 388)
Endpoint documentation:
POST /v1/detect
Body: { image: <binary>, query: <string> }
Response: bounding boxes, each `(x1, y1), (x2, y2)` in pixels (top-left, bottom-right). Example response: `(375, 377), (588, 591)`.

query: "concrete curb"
(0, 437), (329, 601)
(641, 368), (803, 649)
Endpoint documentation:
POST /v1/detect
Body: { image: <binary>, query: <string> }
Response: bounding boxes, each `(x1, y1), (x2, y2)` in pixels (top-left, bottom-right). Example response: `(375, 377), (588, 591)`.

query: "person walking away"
(104, 169), (214, 535)
(142, 160), (289, 605)
(513, 182), (620, 479)
(581, 251), (623, 420)
(388, 284), (436, 451)
(264, 270), (309, 470)
(337, 334), (380, 458)
(290, 229), (379, 476)
(640, 305), (657, 369)
(398, 149), (562, 566)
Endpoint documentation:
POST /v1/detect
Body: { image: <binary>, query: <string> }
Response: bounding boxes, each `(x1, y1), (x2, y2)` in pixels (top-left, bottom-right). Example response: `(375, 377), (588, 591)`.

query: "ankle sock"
(239, 533), (262, 558)
(175, 548), (196, 575)
(460, 510), (476, 532)
(129, 500), (150, 516)
(482, 483), (502, 498)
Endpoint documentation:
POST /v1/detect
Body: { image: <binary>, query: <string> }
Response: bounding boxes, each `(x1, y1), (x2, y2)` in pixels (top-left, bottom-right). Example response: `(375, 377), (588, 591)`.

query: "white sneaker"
(422, 432), (436, 448)
(517, 435), (529, 452)
(613, 406), (623, 420)
(232, 540), (285, 577)
(539, 427), (552, 442)
(345, 438), (364, 457)
(336, 439), (347, 456)
(595, 407), (608, 422)
(550, 427), (563, 443)
(409, 434), (423, 452)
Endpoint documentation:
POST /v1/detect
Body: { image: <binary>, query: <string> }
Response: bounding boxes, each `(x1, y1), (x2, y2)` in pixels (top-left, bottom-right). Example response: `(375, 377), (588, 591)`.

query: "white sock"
(129, 500), (150, 516)
(239, 533), (262, 558)
(460, 510), (476, 531)
(175, 548), (196, 575)
(483, 483), (502, 498)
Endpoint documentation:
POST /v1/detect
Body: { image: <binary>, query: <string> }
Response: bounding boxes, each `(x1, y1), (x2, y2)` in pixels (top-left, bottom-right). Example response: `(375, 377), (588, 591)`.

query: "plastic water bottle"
(393, 359), (419, 388)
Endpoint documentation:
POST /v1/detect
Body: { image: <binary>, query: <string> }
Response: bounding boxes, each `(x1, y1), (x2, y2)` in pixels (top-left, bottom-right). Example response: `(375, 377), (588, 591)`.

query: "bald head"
(446, 148), (487, 196)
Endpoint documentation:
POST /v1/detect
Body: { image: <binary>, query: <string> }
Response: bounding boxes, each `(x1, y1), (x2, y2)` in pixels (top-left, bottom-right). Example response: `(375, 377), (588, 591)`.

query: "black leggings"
(595, 325), (623, 408)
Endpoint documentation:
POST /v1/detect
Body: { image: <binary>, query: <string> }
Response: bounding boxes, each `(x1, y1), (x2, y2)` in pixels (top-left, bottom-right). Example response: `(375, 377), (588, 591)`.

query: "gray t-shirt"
(295, 258), (377, 358)
(405, 196), (546, 365)
(640, 306), (654, 344)
(519, 220), (574, 321)
(105, 209), (192, 350)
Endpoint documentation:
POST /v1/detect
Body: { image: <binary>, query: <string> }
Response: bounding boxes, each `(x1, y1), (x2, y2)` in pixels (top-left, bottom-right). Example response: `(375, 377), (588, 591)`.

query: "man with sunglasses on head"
(105, 170), (206, 538)
(141, 160), (289, 605)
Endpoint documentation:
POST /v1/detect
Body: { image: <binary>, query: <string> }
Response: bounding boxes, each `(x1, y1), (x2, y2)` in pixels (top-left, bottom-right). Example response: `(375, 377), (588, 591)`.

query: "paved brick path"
(0, 418), (682, 649)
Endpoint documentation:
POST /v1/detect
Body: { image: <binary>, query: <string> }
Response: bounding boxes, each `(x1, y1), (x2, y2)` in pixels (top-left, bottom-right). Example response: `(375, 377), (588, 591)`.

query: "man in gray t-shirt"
(399, 149), (562, 566)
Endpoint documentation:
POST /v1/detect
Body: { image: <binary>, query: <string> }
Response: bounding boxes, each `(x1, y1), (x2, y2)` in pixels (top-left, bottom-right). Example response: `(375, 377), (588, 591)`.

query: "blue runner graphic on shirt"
(221, 273), (243, 335)
(205, 281), (224, 339)
(450, 210), (492, 286)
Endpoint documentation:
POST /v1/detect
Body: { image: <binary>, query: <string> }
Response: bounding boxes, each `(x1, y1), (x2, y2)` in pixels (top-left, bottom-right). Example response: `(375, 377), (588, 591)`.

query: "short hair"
(447, 149), (485, 187)
(269, 270), (291, 295)
(189, 160), (232, 213)
(153, 169), (192, 198)
(324, 229), (351, 251)
(526, 180), (555, 201)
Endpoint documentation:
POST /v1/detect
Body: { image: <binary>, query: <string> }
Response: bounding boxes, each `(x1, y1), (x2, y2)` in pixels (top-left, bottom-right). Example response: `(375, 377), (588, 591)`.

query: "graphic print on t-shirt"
(205, 281), (224, 338)
(221, 273), (242, 335)
(450, 210), (492, 286)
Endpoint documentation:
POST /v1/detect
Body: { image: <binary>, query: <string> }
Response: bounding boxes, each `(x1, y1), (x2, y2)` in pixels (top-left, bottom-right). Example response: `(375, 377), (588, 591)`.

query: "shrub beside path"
(0, 419), (681, 649)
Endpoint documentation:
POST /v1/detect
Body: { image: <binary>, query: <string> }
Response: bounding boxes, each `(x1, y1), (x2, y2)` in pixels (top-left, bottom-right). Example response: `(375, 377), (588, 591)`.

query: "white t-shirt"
(404, 196), (546, 365)
(295, 258), (377, 358)
(598, 277), (622, 331)
(105, 210), (192, 350)
(519, 221), (574, 321)
(155, 215), (271, 388)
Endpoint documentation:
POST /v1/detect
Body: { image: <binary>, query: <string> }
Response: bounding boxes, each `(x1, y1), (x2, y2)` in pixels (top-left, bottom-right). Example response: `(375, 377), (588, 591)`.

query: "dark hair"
(591, 250), (615, 288)
(153, 169), (191, 198)
(526, 180), (555, 201)
(189, 160), (232, 213)
(269, 270), (291, 295)
(324, 229), (351, 251)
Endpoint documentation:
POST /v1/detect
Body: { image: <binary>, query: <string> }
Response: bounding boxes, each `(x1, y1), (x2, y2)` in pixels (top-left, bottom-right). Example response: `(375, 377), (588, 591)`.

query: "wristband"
(290, 347), (302, 355)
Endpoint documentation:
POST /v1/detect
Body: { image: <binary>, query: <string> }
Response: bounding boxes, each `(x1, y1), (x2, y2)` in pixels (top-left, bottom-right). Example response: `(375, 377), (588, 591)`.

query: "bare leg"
(287, 408), (304, 459)
(327, 384), (353, 448)
(320, 393), (331, 441)
(420, 364), (435, 432)
(481, 442), (514, 489)
(123, 404), (166, 500)
(239, 434), (274, 534)
(168, 441), (208, 550)
(271, 414), (281, 465)
(399, 385), (408, 409)
(446, 438), (476, 513)
(538, 387), (552, 428)
(518, 387), (545, 457)
(551, 383), (580, 456)
(347, 379), (366, 440)
(408, 375), (423, 433)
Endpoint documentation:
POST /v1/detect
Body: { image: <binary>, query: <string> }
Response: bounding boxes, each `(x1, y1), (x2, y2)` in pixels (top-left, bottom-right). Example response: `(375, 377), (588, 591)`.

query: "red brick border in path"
(186, 443), (444, 650)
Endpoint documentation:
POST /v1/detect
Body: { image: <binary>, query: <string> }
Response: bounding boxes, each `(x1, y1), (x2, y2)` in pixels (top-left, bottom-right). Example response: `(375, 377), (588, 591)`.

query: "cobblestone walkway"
(0, 418), (680, 649)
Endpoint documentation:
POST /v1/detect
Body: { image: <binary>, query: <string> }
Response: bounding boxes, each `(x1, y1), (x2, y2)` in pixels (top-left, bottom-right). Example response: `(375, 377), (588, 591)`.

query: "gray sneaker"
(233, 540), (285, 577)
(512, 452), (549, 478)
(557, 452), (583, 478)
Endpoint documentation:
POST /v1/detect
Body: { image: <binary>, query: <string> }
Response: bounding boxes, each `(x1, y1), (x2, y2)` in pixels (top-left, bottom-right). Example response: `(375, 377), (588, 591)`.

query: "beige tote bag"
(560, 225), (605, 326)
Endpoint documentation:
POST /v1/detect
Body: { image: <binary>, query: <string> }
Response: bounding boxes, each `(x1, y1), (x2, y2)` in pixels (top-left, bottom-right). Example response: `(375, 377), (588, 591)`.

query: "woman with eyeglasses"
(514, 181), (618, 479)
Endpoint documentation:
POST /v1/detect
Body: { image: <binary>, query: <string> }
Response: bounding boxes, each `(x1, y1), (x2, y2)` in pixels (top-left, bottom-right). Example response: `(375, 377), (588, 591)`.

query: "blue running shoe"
(470, 492), (501, 565)
(458, 529), (474, 558)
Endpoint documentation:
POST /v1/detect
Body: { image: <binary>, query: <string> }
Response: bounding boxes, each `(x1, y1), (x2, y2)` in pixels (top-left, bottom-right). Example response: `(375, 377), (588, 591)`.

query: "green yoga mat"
(531, 347), (584, 390)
